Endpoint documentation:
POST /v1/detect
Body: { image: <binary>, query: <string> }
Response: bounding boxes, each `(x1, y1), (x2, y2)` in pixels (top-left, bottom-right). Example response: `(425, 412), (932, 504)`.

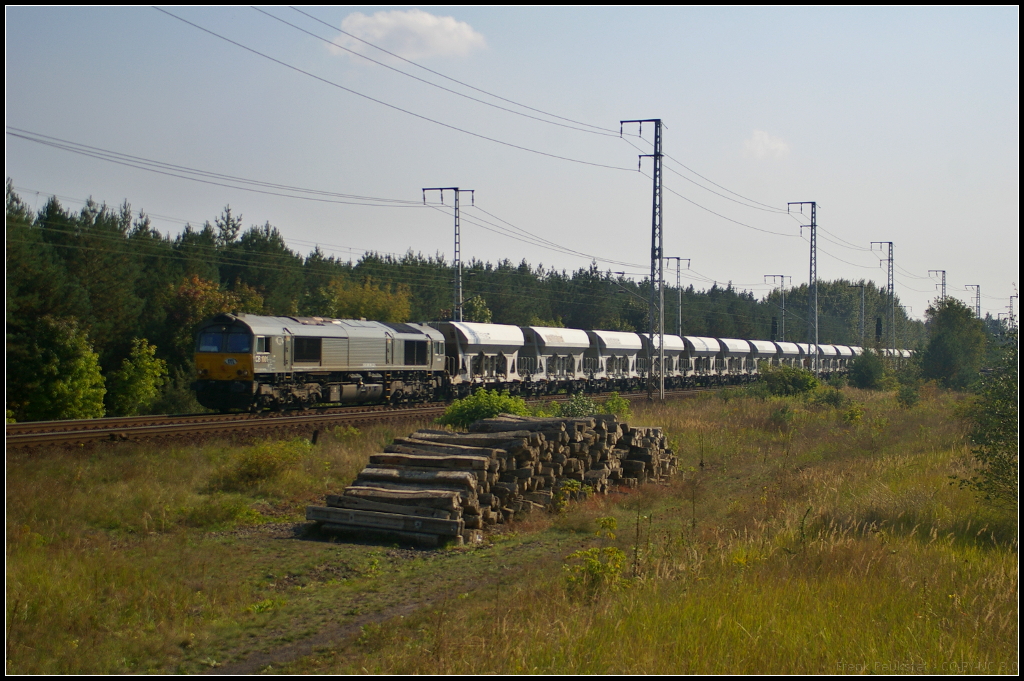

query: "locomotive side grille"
(350, 338), (386, 365)
(322, 338), (348, 366)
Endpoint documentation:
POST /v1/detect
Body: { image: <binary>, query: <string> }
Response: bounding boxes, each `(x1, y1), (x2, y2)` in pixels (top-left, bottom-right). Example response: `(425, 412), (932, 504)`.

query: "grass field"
(5, 386), (1017, 674)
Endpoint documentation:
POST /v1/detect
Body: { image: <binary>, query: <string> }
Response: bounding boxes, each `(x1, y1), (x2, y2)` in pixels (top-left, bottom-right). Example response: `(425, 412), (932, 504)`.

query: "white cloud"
(743, 130), (790, 159)
(331, 9), (486, 61)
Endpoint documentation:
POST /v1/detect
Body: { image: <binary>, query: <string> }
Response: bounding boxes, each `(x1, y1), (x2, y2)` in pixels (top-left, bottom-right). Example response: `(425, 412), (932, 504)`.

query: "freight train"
(191, 312), (908, 412)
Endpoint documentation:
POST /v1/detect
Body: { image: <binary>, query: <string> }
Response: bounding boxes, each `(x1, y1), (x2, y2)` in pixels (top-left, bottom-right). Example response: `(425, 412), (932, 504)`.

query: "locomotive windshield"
(198, 331), (252, 353)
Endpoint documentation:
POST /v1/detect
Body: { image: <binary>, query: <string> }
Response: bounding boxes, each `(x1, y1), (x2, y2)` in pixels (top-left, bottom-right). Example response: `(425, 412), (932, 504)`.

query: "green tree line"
(6, 183), (932, 421)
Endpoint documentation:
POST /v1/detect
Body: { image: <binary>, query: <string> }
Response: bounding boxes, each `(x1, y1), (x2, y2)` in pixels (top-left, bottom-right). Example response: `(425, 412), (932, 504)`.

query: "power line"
(631, 132), (789, 213)
(462, 205), (648, 269)
(663, 182), (798, 237)
(153, 7), (635, 172)
(817, 226), (872, 252)
(272, 20), (809, 229)
(289, 6), (622, 136)
(633, 169), (799, 237)
(620, 136), (790, 215)
(894, 264), (932, 280)
(8, 127), (429, 208)
(254, 7), (618, 138)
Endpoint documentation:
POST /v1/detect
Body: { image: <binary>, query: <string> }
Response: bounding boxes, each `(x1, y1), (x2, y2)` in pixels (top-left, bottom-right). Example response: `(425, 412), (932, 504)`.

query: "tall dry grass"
(285, 388), (1018, 674)
(5, 420), (433, 674)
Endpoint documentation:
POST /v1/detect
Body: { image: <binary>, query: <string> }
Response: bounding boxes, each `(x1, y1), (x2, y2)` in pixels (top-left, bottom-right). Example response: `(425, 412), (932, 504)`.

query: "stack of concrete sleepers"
(306, 413), (676, 546)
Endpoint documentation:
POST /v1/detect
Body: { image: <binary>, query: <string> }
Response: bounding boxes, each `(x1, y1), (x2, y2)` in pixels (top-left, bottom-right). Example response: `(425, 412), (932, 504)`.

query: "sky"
(5, 6), (1019, 322)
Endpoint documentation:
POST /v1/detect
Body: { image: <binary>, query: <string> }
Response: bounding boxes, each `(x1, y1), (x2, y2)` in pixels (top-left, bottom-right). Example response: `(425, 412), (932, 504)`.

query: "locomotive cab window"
(255, 336), (269, 353)
(198, 332), (252, 353)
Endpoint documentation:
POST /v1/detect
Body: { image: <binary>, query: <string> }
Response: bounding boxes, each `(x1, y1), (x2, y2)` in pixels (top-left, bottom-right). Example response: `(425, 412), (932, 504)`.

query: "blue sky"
(6, 6), (1018, 321)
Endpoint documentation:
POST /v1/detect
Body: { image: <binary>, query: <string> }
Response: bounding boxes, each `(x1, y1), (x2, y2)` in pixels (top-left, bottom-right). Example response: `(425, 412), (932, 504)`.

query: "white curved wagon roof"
(525, 326), (591, 350)
(747, 340), (778, 356)
(833, 345), (854, 357)
(716, 338), (751, 355)
(445, 322), (524, 348)
(683, 336), (721, 356)
(817, 344), (838, 356)
(775, 342), (801, 356)
(849, 346), (864, 356)
(588, 330), (643, 351)
(640, 333), (687, 352)
(796, 343), (815, 356)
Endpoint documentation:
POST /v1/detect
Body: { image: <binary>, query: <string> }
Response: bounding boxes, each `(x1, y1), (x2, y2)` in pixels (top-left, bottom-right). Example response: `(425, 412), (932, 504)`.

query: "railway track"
(5, 388), (712, 449)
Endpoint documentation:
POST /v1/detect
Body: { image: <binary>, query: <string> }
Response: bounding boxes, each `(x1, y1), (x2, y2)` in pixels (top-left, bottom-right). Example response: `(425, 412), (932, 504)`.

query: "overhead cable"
(254, 7), (618, 138)
(8, 127), (427, 208)
(289, 6), (621, 136)
(153, 7), (635, 172)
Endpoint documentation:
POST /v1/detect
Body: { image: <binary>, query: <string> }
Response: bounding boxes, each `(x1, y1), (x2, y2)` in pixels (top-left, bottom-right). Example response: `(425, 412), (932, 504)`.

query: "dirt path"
(195, 522), (582, 675)
(209, 590), (449, 675)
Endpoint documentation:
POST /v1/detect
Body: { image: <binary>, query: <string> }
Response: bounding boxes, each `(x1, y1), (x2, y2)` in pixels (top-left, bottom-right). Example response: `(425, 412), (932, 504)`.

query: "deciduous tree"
(106, 338), (169, 416)
(958, 332), (1017, 506)
(920, 298), (987, 389)
(6, 316), (106, 421)
(310, 276), (411, 322)
(848, 349), (884, 389)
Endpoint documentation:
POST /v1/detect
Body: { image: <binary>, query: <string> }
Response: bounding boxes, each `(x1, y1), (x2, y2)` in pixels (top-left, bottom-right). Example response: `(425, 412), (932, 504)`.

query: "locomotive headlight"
(237, 369), (249, 377)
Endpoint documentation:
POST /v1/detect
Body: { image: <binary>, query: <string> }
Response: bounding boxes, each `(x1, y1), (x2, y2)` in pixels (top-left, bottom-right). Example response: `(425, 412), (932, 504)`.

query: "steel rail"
(5, 386), (716, 449)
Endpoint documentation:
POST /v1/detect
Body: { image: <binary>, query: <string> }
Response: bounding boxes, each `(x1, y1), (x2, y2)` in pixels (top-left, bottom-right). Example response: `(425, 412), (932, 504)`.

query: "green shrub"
(600, 392), (632, 419)
(6, 316), (106, 421)
(808, 386), (848, 409)
(560, 393), (599, 417)
(716, 387), (745, 402)
(562, 546), (628, 600)
(743, 381), (772, 401)
(896, 385), (920, 409)
(180, 493), (264, 528)
(534, 392), (631, 420)
(437, 388), (530, 429)
(956, 332), (1017, 506)
(842, 403), (865, 423)
(848, 350), (884, 389)
(761, 364), (819, 396)
(767, 403), (796, 431)
(208, 439), (312, 492)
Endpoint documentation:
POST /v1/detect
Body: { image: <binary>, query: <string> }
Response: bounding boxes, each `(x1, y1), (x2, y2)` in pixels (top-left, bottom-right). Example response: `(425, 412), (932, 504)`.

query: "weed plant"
(537, 391), (633, 419)
(436, 388), (530, 428)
